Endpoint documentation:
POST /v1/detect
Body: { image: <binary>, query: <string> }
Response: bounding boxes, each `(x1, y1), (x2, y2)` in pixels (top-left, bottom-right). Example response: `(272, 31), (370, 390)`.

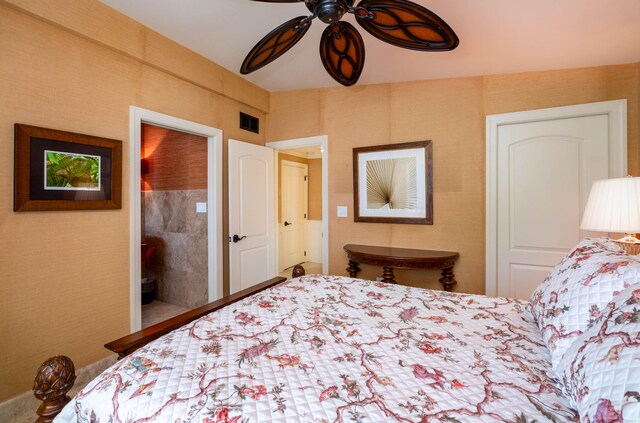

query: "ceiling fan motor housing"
(244, 0), (459, 87)
(313, 0), (354, 24)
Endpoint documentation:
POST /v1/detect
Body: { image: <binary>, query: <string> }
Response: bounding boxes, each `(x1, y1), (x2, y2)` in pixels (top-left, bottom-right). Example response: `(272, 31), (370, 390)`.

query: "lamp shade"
(581, 176), (640, 233)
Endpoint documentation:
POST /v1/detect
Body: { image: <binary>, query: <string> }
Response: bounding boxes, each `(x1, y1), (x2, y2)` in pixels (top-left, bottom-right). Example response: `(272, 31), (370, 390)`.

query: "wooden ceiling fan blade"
(354, 0), (458, 51)
(319, 21), (365, 86)
(241, 16), (312, 74)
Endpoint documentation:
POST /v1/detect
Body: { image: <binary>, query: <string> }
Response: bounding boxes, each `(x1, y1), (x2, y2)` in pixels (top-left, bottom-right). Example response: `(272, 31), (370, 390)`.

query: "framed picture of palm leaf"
(353, 141), (432, 224)
(14, 124), (122, 211)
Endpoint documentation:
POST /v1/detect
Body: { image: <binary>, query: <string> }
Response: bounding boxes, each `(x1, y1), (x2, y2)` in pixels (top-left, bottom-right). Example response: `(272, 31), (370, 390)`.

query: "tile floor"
(279, 261), (323, 279)
(142, 300), (189, 328)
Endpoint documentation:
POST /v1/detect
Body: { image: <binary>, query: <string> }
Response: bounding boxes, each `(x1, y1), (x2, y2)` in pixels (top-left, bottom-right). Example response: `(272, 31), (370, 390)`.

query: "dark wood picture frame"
(353, 140), (433, 224)
(14, 124), (122, 212)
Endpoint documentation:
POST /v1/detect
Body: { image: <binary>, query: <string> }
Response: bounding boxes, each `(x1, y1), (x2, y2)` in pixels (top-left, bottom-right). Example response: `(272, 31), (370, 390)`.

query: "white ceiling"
(282, 144), (323, 159)
(99, 0), (640, 92)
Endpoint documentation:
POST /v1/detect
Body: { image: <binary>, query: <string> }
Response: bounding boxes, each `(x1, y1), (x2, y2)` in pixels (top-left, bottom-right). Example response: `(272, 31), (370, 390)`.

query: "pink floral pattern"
(529, 238), (640, 367)
(57, 276), (577, 422)
(555, 285), (640, 422)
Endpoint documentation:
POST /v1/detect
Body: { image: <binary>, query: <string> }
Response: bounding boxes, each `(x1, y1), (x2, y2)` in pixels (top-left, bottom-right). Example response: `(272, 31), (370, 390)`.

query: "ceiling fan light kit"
(241, 0), (459, 86)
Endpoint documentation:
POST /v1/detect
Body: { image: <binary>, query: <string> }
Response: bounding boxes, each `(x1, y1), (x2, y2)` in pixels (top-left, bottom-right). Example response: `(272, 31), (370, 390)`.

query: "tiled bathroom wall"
(142, 189), (208, 309)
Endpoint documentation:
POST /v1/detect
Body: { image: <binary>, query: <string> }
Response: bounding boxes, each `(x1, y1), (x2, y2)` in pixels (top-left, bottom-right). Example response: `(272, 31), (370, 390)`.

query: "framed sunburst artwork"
(353, 140), (433, 224)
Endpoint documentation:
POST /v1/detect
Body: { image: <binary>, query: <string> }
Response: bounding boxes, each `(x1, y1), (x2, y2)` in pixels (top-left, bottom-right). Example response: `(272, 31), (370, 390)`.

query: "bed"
(35, 238), (640, 422)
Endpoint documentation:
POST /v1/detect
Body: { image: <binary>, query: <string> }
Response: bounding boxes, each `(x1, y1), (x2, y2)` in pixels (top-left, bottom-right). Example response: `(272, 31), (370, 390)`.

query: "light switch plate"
(196, 202), (207, 213)
(337, 206), (348, 217)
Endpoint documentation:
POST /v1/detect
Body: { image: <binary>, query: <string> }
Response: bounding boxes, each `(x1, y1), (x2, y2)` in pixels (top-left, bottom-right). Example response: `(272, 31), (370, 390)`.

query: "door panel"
(229, 140), (275, 294)
(239, 246), (269, 290)
(509, 264), (555, 300)
(496, 115), (609, 299)
(511, 138), (582, 250)
(240, 157), (269, 237)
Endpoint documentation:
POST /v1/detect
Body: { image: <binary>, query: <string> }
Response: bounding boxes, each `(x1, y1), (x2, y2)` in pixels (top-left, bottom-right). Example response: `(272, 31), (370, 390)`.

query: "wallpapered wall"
(308, 159), (323, 221)
(0, 0), (268, 401)
(267, 63), (640, 294)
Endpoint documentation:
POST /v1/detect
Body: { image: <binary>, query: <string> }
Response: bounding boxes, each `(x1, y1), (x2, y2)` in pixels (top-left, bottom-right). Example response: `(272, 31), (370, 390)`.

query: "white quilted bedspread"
(56, 275), (577, 422)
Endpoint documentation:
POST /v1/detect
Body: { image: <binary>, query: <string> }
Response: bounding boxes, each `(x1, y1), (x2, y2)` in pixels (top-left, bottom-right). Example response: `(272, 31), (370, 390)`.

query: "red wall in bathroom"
(141, 123), (207, 191)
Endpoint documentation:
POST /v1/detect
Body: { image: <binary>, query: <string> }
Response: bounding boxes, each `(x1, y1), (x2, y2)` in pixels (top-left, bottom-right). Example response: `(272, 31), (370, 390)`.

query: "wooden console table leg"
(347, 260), (361, 278)
(381, 267), (397, 284)
(439, 267), (457, 292)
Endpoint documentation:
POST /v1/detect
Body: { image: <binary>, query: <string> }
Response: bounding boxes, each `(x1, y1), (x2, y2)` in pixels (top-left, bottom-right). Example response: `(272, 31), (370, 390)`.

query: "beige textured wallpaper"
(0, 0), (267, 401)
(308, 159), (322, 220)
(267, 63), (640, 295)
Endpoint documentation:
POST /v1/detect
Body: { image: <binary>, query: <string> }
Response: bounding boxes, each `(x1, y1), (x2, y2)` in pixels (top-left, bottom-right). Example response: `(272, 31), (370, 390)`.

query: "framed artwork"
(14, 124), (122, 212)
(353, 140), (433, 224)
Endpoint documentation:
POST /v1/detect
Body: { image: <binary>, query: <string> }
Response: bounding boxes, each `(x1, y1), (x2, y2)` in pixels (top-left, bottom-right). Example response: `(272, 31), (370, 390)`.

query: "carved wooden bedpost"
(33, 355), (76, 423)
(292, 264), (305, 278)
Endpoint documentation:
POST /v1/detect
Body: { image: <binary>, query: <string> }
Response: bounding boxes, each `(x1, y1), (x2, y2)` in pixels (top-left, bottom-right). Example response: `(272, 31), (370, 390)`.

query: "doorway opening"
(130, 107), (223, 332)
(266, 136), (329, 278)
(140, 124), (208, 327)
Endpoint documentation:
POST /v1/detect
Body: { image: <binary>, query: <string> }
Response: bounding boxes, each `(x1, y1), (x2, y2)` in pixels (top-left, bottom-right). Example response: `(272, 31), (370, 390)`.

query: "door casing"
(129, 106), (223, 332)
(485, 99), (627, 296)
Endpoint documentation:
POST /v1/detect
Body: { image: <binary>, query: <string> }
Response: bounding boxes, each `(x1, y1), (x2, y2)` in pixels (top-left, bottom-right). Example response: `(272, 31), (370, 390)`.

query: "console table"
(343, 244), (460, 291)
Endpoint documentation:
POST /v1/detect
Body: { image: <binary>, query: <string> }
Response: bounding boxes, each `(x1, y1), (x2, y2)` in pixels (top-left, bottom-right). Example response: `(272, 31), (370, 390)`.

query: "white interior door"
(229, 140), (275, 294)
(495, 115), (615, 299)
(280, 160), (308, 271)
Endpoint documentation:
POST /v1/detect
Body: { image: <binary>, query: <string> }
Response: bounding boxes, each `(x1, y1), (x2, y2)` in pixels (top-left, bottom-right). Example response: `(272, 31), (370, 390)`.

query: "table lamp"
(581, 176), (640, 254)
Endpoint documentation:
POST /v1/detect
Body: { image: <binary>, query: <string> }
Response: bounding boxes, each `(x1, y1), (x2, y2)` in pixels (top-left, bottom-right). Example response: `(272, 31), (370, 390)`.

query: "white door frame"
(129, 106), (223, 332)
(266, 135), (329, 274)
(485, 99), (627, 296)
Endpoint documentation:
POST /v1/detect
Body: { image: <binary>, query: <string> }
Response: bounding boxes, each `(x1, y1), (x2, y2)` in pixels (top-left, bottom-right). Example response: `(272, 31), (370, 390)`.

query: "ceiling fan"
(240, 0), (459, 86)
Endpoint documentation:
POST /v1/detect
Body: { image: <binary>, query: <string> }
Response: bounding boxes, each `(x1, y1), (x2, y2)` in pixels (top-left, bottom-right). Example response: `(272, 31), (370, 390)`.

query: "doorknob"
(232, 234), (246, 243)
(284, 221), (292, 226)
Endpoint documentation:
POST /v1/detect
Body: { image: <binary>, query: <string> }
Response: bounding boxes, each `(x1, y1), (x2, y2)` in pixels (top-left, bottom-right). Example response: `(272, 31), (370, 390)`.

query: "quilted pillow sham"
(529, 237), (640, 367)
(555, 285), (640, 422)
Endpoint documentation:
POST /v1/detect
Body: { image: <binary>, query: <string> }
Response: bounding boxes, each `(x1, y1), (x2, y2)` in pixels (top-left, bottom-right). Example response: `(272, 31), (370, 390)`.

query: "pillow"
(528, 238), (640, 367)
(555, 285), (640, 422)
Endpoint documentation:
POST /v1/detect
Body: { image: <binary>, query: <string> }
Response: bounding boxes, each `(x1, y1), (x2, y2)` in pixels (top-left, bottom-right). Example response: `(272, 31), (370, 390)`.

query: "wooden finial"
(33, 355), (76, 423)
(292, 264), (306, 278)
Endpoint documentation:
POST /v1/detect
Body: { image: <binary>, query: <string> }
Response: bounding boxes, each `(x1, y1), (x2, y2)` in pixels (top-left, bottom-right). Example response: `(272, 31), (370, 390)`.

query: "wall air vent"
(239, 112), (259, 134)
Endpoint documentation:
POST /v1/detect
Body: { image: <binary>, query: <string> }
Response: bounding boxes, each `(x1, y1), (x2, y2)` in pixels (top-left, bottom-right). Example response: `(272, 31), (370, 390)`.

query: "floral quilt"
(555, 285), (640, 422)
(56, 275), (577, 423)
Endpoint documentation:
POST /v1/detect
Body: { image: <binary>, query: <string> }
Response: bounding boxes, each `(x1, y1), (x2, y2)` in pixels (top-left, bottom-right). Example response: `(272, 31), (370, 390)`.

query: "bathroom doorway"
(129, 107), (223, 332)
(140, 124), (208, 327)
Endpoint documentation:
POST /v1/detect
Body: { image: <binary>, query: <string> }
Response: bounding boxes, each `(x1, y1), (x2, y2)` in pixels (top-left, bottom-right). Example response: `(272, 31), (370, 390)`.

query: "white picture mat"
(44, 149), (101, 191)
(358, 147), (426, 218)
